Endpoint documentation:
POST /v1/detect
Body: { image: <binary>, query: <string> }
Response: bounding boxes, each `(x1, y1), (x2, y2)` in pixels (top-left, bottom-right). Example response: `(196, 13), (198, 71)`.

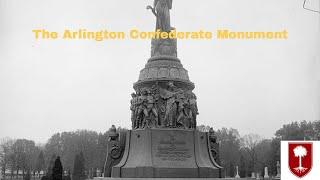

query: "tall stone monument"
(103, 0), (222, 178)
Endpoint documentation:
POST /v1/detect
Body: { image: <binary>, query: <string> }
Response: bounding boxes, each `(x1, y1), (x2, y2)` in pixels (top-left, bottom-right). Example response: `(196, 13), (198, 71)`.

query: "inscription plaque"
(156, 134), (191, 161)
(151, 130), (196, 168)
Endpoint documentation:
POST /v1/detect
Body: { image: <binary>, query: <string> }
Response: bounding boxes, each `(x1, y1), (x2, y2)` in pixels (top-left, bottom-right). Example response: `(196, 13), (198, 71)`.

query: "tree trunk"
(10, 168), (14, 179)
(299, 156), (302, 168)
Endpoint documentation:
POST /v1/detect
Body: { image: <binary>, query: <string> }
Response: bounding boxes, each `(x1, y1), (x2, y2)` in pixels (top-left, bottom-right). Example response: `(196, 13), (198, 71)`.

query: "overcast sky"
(0, 0), (319, 143)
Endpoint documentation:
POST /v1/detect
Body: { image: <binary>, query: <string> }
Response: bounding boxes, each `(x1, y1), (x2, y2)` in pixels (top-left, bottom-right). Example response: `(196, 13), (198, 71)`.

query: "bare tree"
(0, 138), (15, 180)
(240, 134), (262, 174)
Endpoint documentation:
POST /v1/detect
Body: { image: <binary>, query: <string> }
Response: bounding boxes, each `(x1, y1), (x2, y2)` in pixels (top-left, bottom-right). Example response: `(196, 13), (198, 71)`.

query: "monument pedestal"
(111, 129), (221, 178)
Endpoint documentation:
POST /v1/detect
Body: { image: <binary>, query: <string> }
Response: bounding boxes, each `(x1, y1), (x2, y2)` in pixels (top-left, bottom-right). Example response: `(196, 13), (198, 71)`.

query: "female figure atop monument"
(148, 0), (172, 32)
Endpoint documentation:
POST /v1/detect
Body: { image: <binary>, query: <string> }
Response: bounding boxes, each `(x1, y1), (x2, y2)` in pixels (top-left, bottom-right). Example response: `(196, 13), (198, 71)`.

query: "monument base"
(111, 128), (222, 178)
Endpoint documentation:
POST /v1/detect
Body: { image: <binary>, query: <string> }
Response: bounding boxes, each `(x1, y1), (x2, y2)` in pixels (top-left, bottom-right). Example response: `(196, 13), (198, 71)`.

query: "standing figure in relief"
(176, 90), (189, 128)
(160, 82), (178, 127)
(130, 93), (138, 129)
(145, 89), (159, 127)
(189, 93), (198, 128)
(136, 89), (148, 128)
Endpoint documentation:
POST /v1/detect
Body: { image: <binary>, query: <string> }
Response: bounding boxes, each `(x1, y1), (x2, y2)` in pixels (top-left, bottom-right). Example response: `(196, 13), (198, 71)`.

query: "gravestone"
(251, 172), (256, 178)
(102, 0), (222, 178)
(256, 173), (261, 180)
(96, 169), (101, 177)
(264, 167), (269, 179)
(275, 161), (281, 179)
(235, 166), (240, 178)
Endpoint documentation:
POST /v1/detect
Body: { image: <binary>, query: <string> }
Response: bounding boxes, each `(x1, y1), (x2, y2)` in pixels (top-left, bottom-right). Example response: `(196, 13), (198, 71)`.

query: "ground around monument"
(94, 178), (279, 180)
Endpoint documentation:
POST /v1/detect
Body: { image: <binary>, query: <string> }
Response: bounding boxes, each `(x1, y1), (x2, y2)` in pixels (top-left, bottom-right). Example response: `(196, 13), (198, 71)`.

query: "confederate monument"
(103, 0), (222, 178)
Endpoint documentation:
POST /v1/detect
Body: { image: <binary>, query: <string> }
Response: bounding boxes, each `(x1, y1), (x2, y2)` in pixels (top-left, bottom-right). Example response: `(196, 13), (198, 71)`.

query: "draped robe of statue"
(159, 85), (179, 127)
(154, 0), (172, 32)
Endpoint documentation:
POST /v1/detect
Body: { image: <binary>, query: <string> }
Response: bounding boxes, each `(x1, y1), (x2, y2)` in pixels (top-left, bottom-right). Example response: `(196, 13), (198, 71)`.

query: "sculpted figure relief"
(104, 125), (124, 177)
(162, 82), (179, 127)
(131, 82), (198, 130)
(136, 89), (148, 128)
(145, 89), (159, 127)
(189, 92), (198, 128)
(209, 128), (219, 162)
(130, 93), (138, 128)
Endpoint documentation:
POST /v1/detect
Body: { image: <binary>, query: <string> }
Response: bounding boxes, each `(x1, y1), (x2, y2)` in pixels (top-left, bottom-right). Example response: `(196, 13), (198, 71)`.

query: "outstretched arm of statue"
(147, 5), (157, 16)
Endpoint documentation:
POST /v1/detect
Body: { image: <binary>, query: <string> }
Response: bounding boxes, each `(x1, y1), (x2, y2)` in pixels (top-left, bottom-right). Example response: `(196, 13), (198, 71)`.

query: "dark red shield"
(288, 142), (313, 178)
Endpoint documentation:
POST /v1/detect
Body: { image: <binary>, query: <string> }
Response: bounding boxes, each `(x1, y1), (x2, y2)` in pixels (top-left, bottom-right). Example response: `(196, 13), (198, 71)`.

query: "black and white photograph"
(0, 0), (319, 179)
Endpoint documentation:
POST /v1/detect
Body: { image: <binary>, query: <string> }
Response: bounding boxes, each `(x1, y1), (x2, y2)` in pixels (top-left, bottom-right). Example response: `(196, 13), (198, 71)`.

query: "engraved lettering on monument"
(155, 134), (191, 161)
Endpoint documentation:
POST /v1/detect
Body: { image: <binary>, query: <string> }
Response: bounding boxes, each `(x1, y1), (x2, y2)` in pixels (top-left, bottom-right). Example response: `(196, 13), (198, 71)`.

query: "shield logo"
(288, 142), (313, 178)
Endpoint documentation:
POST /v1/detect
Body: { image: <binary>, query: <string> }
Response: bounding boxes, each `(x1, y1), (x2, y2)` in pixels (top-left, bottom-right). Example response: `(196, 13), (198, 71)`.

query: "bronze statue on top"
(147, 0), (177, 57)
(147, 0), (173, 32)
